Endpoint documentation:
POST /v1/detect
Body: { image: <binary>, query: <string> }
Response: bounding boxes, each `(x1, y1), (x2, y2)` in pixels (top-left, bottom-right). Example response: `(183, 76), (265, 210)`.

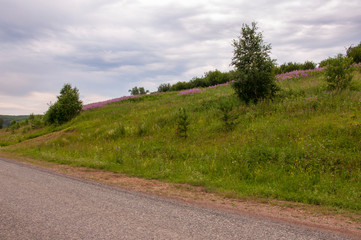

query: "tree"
(44, 83), (83, 125)
(158, 83), (171, 92)
(231, 22), (278, 103)
(0, 118), (3, 129)
(129, 86), (149, 95)
(176, 108), (189, 138)
(346, 42), (361, 64)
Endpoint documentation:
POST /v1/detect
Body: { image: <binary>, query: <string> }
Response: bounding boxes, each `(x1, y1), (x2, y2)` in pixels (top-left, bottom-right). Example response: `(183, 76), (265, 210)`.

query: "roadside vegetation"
(1, 24), (360, 213)
(1, 67), (361, 212)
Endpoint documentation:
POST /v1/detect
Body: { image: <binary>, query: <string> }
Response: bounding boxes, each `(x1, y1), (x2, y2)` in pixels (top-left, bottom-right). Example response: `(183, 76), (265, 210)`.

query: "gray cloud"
(0, 0), (360, 115)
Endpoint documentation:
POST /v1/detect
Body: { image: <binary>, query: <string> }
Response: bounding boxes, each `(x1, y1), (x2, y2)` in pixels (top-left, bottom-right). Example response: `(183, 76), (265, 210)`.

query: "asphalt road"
(0, 157), (357, 240)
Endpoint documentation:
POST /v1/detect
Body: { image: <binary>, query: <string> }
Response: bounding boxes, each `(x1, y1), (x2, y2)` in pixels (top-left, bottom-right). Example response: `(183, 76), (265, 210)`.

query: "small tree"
(176, 108), (189, 138)
(231, 22), (278, 104)
(129, 86), (149, 95)
(324, 54), (353, 90)
(44, 83), (82, 125)
(0, 118), (3, 129)
(158, 83), (171, 92)
(347, 42), (361, 64)
(218, 99), (237, 131)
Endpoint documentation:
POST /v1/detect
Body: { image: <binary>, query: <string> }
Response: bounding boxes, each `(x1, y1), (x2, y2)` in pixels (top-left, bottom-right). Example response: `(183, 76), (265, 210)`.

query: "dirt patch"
(1, 151), (360, 239)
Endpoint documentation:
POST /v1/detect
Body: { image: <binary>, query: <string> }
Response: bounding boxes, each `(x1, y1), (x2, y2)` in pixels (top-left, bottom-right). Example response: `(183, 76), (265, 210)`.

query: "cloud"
(0, 0), (360, 114)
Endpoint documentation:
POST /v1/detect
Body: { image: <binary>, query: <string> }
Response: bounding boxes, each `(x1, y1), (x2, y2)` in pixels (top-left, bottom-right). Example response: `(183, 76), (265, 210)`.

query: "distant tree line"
(273, 61), (317, 74)
(157, 70), (234, 93)
(0, 115), (29, 129)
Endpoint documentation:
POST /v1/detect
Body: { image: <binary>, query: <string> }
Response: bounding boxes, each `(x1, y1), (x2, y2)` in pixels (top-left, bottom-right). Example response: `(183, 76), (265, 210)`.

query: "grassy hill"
(1, 70), (361, 212)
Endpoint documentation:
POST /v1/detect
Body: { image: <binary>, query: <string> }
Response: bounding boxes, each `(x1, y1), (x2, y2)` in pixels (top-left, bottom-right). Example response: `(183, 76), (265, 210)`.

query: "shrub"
(176, 108), (189, 138)
(157, 83), (171, 92)
(231, 22), (278, 104)
(301, 61), (317, 70)
(347, 42), (361, 64)
(218, 99), (237, 131)
(170, 81), (189, 91)
(44, 84), (83, 125)
(324, 54), (353, 90)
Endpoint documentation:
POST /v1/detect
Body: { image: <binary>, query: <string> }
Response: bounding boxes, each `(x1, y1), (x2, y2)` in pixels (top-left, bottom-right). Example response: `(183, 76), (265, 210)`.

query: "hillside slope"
(1, 70), (361, 212)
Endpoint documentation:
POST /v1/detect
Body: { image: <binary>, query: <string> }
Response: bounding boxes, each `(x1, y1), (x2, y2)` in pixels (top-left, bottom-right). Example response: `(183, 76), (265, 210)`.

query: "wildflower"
(178, 88), (205, 95)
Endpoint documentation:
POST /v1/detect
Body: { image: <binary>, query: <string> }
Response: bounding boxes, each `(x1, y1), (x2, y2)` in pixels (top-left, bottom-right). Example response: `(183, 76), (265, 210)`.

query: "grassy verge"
(1, 71), (361, 212)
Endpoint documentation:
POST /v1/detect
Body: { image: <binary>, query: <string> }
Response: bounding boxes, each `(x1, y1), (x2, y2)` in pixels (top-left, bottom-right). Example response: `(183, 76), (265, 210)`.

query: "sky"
(1, 0), (360, 115)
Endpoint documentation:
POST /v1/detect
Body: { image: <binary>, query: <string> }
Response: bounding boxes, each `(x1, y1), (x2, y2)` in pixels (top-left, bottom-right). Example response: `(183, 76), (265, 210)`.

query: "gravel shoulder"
(0, 151), (360, 239)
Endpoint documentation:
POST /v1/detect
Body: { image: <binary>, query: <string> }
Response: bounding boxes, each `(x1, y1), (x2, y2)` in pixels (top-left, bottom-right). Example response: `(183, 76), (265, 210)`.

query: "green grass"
(1, 71), (361, 212)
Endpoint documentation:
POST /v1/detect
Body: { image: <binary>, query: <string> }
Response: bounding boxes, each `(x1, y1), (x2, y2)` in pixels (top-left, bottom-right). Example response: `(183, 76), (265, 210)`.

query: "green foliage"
(158, 83), (171, 92)
(218, 98), (237, 131)
(176, 108), (189, 138)
(319, 58), (334, 68)
(347, 42), (361, 63)
(2, 71), (361, 212)
(0, 115), (28, 128)
(170, 81), (189, 91)
(44, 84), (83, 125)
(231, 22), (278, 103)
(129, 86), (149, 95)
(302, 60), (317, 70)
(274, 61), (317, 74)
(163, 70), (233, 92)
(0, 118), (3, 129)
(324, 54), (354, 90)
(29, 114), (44, 129)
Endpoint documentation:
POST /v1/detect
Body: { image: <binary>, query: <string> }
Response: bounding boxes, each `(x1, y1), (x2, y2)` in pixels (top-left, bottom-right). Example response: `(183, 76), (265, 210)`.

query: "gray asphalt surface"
(0, 157), (357, 240)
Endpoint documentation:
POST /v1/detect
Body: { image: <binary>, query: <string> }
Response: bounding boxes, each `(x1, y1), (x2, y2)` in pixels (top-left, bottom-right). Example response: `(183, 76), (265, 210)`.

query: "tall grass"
(2, 71), (361, 211)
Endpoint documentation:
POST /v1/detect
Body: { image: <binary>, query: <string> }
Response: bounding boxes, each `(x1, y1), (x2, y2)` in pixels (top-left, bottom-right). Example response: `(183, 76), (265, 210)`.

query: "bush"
(231, 22), (278, 103)
(27, 113), (44, 129)
(158, 83), (171, 92)
(218, 98), (237, 131)
(347, 42), (361, 64)
(176, 108), (189, 138)
(324, 54), (353, 90)
(170, 81), (189, 91)
(44, 84), (83, 125)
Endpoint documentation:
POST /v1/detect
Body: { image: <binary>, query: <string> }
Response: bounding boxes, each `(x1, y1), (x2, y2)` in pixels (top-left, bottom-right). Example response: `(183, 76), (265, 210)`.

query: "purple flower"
(276, 67), (326, 81)
(82, 95), (140, 110)
(178, 88), (206, 95)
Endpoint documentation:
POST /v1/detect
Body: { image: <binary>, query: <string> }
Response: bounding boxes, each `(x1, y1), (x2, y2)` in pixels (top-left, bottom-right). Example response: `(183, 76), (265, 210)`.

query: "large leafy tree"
(44, 84), (83, 124)
(231, 22), (278, 103)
